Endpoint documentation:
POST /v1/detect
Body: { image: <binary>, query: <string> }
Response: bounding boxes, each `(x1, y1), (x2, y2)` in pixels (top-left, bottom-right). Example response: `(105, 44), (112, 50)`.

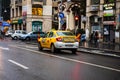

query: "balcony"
(90, 5), (99, 12)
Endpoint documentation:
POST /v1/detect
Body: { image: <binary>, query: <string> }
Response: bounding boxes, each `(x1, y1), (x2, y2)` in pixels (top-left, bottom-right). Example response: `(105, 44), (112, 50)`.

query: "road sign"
(60, 19), (64, 25)
(59, 12), (64, 19)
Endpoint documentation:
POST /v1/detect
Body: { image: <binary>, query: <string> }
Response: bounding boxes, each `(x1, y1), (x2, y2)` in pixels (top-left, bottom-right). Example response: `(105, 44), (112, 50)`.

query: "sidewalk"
(78, 41), (120, 58)
(25, 40), (120, 58)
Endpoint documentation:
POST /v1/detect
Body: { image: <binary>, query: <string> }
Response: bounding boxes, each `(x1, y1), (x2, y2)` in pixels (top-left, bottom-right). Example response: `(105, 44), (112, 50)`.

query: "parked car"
(11, 30), (27, 40)
(37, 30), (79, 54)
(20, 31), (45, 41)
(5, 30), (14, 37)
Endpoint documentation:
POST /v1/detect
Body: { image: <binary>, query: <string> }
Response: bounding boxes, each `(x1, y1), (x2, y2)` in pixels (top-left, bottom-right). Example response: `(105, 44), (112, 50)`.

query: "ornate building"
(86, 0), (120, 43)
(0, 0), (10, 21)
(10, 0), (52, 32)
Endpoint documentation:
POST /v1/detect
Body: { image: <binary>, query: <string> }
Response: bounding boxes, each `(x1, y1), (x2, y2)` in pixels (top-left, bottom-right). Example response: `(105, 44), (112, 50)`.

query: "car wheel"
(71, 49), (77, 54)
(14, 36), (18, 40)
(26, 37), (30, 41)
(38, 42), (43, 51)
(51, 44), (56, 53)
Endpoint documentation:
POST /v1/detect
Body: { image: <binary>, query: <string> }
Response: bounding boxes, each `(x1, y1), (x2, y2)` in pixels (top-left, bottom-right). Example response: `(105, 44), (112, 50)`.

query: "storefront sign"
(18, 19), (23, 24)
(103, 10), (114, 16)
(103, 21), (115, 25)
(22, 6), (27, 16)
(90, 5), (99, 11)
(103, 3), (115, 10)
(12, 20), (18, 24)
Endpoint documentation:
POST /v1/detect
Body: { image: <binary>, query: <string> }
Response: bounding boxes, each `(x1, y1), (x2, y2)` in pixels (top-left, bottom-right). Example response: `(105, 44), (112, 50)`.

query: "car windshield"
(57, 32), (74, 36)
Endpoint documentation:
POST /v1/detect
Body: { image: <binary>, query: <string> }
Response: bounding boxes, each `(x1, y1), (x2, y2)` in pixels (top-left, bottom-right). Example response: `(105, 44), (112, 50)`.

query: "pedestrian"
(0, 29), (2, 39)
(2, 30), (5, 40)
(94, 31), (99, 46)
(89, 31), (95, 43)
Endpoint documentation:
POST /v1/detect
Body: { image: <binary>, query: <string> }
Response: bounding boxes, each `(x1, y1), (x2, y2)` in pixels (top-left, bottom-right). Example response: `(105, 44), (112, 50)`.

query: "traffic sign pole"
(58, 0), (63, 30)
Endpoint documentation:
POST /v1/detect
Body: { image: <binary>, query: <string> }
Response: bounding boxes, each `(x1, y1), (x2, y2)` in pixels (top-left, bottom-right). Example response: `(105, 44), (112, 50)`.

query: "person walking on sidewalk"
(94, 31), (99, 46)
(0, 29), (2, 39)
(90, 31), (95, 44)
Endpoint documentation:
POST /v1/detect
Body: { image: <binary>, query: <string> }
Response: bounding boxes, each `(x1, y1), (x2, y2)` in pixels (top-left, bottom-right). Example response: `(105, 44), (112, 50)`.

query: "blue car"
(20, 31), (45, 41)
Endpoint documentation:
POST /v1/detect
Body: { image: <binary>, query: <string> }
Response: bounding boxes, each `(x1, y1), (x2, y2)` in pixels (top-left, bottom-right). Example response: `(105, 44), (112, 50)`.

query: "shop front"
(11, 20), (18, 30)
(32, 21), (42, 32)
(11, 19), (23, 30)
(103, 21), (115, 42)
(103, 2), (116, 42)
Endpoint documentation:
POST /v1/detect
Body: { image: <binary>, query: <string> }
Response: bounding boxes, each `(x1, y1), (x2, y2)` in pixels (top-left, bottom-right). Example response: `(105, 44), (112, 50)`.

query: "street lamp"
(4, 9), (7, 13)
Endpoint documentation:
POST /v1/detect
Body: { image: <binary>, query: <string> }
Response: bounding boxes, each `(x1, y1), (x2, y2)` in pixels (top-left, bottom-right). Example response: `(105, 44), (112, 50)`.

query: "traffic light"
(75, 16), (79, 21)
(74, 16), (79, 26)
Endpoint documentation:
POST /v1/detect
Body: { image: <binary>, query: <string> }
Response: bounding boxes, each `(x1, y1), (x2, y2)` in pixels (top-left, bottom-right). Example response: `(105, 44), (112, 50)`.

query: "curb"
(80, 46), (120, 53)
(78, 47), (120, 58)
(25, 41), (120, 58)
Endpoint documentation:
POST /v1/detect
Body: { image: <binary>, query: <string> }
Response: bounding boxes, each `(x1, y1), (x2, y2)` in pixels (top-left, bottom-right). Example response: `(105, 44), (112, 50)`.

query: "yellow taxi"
(37, 30), (79, 54)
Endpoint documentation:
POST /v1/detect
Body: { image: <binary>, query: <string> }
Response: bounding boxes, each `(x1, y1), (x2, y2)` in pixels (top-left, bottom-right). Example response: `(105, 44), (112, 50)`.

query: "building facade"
(86, 0), (120, 43)
(53, 0), (86, 33)
(10, 0), (86, 33)
(0, 0), (10, 21)
(10, 0), (52, 33)
(0, 0), (2, 17)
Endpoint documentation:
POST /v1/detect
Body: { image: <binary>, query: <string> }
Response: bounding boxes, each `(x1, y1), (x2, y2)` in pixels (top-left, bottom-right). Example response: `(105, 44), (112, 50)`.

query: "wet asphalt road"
(0, 38), (120, 80)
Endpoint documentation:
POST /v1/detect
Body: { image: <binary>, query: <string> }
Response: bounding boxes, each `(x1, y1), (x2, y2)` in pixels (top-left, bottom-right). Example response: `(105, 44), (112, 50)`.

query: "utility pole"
(58, 0), (65, 30)
(59, 0), (63, 30)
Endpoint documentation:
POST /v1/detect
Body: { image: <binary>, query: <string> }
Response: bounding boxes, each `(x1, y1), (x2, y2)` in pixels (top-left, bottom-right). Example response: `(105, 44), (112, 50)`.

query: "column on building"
(26, 0), (32, 32)
(42, 0), (52, 32)
(86, 0), (101, 41)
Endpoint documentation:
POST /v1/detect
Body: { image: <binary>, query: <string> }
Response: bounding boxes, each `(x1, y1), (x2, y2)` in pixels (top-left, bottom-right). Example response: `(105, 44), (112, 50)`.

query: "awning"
(2, 22), (10, 26)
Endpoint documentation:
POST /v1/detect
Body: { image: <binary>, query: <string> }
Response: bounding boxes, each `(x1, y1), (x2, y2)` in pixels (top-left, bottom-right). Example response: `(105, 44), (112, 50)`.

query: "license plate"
(63, 38), (74, 42)
(65, 45), (73, 47)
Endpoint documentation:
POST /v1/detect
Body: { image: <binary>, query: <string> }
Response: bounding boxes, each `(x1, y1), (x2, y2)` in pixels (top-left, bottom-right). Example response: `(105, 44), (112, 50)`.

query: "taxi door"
(45, 32), (54, 48)
(41, 32), (49, 48)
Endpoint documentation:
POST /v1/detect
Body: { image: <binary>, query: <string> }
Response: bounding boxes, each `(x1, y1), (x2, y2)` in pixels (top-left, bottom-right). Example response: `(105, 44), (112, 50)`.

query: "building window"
(91, 0), (100, 5)
(104, 0), (115, 3)
(32, 5), (43, 16)
(12, 9), (14, 17)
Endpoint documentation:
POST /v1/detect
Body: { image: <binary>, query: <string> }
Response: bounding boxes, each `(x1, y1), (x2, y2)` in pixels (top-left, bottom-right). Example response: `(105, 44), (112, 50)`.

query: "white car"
(11, 30), (27, 40)
(5, 30), (14, 37)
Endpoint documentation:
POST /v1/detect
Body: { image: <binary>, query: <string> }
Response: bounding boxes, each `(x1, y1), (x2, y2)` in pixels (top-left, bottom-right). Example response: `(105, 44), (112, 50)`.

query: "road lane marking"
(8, 59), (29, 69)
(0, 46), (9, 50)
(10, 45), (120, 72)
